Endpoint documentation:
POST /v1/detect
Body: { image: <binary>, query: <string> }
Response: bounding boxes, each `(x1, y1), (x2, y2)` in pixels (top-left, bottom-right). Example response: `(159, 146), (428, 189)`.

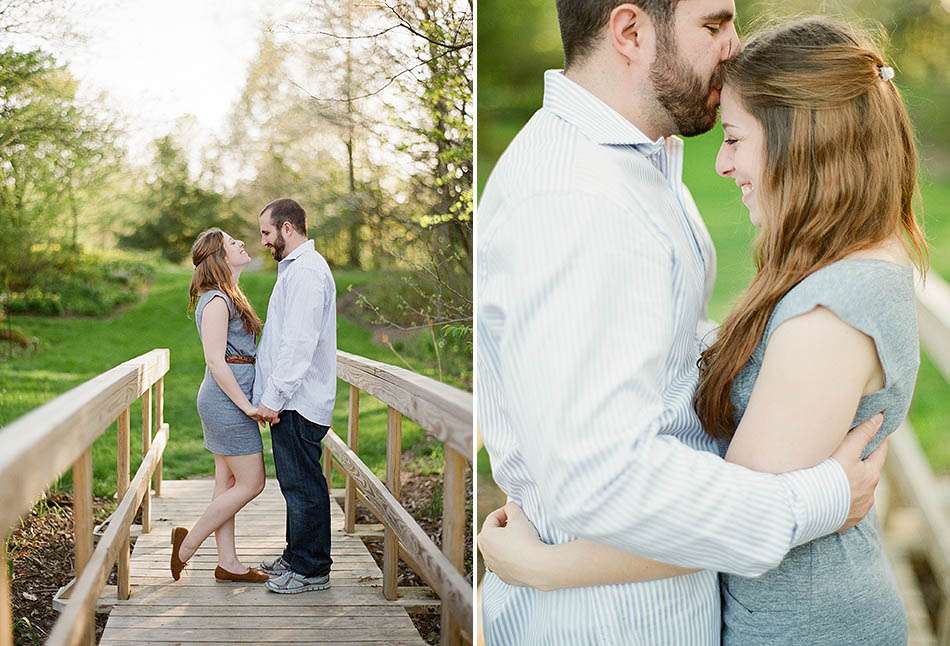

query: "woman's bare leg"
(211, 455), (243, 571)
(178, 452), (265, 564)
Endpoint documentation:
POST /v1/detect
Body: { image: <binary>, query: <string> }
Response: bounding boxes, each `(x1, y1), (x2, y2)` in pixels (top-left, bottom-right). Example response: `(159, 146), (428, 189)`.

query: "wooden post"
(1, 536), (11, 646)
(116, 408), (131, 600)
(72, 448), (95, 646)
(154, 377), (164, 497)
(141, 387), (152, 534)
(344, 385), (359, 534)
(383, 406), (402, 600)
(440, 446), (467, 646)
(323, 441), (333, 487)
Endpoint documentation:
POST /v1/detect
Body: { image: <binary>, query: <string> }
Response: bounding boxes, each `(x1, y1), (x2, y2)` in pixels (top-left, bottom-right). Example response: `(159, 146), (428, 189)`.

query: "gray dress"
(721, 259), (916, 645)
(195, 290), (263, 456)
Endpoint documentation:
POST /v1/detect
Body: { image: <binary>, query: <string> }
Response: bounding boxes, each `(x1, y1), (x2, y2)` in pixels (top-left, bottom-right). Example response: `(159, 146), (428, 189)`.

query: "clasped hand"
(478, 502), (550, 589)
(246, 405), (280, 425)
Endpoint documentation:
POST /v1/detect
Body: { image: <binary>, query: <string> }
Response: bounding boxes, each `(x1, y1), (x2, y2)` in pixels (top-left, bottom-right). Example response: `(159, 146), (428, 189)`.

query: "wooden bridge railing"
(323, 351), (473, 646)
(0, 349), (169, 646)
(878, 271), (950, 646)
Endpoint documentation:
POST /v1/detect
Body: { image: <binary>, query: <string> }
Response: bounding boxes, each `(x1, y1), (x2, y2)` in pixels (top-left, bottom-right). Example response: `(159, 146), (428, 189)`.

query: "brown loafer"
(170, 527), (188, 581)
(214, 566), (270, 583)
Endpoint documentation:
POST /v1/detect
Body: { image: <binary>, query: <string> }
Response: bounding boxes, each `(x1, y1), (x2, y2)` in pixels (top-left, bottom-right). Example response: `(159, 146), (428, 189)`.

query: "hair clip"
(878, 66), (895, 82)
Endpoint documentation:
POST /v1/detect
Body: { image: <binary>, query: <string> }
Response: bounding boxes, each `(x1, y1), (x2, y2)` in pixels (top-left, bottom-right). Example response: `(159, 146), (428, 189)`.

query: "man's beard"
(649, 29), (720, 137)
(270, 230), (286, 261)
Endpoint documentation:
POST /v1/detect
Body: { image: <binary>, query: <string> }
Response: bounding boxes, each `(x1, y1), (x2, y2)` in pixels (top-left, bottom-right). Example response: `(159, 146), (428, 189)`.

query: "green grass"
(0, 268), (439, 496)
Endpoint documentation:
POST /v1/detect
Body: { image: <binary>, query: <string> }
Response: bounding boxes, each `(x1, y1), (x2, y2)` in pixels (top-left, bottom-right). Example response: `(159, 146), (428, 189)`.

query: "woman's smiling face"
(223, 231), (251, 269)
(715, 84), (767, 227)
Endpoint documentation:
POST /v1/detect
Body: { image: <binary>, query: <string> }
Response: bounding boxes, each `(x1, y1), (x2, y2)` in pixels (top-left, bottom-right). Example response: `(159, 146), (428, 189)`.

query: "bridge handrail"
(899, 270), (950, 643)
(0, 349), (168, 536)
(329, 351), (473, 645)
(336, 351), (471, 456)
(0, 349), (169, 646)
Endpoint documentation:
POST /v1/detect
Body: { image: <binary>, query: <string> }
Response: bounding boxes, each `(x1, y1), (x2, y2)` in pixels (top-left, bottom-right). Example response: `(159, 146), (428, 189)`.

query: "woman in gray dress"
(169, 228), (269, 583)
(477, 18), (927, 646)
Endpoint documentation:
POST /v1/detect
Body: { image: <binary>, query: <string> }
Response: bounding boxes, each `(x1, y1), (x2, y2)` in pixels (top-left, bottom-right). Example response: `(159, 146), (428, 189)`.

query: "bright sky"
(29, 0), (304, 166)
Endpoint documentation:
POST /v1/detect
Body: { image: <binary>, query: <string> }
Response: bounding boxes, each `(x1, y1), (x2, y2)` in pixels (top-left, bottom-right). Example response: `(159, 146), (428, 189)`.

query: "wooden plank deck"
(99, 479), (426, 645)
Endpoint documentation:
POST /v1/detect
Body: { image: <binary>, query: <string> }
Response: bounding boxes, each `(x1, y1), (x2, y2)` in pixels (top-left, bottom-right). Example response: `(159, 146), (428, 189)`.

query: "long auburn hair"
(695, 17), (928, 440)
(188, 228), (262, 336)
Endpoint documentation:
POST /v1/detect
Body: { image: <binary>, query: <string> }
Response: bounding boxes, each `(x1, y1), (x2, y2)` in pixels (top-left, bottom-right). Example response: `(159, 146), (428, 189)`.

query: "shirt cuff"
(260, 385), (287, 413)
(779, 457), (850, 548)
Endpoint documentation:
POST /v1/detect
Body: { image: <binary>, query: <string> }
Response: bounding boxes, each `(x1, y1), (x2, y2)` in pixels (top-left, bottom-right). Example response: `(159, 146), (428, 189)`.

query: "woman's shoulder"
(776, 257), (914, 324)
(765, 255), (918, 365)
(197, 289), (236, 316)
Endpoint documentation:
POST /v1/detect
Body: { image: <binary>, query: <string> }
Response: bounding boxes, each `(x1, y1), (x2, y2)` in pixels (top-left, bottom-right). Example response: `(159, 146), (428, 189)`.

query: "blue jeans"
(270, 410), (332, 577)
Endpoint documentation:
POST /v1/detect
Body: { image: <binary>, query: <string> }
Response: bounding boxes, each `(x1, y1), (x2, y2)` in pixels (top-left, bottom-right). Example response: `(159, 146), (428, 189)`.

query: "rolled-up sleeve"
(493, 192), (849, 577)
(261, 267), (326, 412)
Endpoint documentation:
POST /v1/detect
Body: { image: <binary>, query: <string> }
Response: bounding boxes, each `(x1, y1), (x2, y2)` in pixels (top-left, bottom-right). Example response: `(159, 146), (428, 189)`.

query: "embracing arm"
(201, 297), (255, 416)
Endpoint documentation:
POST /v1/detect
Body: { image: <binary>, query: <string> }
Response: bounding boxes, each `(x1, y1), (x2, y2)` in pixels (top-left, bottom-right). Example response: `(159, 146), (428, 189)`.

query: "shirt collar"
(542, 70), (684, 184)
(542, 69), (664, 148)
(279, 239), (314, 265)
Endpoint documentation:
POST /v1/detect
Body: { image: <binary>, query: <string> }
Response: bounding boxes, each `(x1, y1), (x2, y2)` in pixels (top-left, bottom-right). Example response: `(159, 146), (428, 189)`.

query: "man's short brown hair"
(556, 0), (678, 68)
(260, 198), (307, 236)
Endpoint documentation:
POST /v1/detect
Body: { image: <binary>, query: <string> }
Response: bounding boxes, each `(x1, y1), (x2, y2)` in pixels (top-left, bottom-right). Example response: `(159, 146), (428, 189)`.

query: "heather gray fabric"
(195, 290), (263, 456)
(722, 258), (916, 646)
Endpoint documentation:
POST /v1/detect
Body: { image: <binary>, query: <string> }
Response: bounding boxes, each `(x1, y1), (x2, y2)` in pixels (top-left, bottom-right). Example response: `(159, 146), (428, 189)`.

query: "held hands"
(478, 502), (549, 589)
(244, 405), (280, 425)
(831, 413), (888, 533)
(256, 404), (280, 425)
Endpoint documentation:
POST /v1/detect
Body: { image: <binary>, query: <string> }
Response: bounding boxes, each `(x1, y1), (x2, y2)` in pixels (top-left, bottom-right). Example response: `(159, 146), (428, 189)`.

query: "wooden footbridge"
(0, 351), (473, 645)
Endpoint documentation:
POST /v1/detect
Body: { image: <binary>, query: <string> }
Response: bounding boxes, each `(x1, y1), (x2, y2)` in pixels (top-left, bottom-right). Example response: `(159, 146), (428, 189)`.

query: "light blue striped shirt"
(477, 70), (851, 645)
(254, 239), (337, 426)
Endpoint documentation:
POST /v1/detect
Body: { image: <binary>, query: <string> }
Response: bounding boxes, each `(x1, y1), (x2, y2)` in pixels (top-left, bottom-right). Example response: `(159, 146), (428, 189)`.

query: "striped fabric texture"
(476, 70), (851, 645)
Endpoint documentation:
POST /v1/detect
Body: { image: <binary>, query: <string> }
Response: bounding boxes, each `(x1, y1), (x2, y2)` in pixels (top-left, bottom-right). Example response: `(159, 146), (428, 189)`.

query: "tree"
(0, 46), (119, 288)
(119, 135), (238, 263)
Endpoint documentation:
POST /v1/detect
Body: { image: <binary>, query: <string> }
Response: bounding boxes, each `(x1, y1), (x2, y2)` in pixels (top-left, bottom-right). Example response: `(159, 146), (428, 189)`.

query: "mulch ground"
(7, 493), (117, 645)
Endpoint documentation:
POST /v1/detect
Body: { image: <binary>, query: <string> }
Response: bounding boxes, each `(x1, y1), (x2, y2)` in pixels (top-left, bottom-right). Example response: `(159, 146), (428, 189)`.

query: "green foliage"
(13, 617), (39, 644)
(0, 0), (473, 393)
(0, 47), (121, 289)
(3, 288), (63, 316)
(1, 250), (157, 317)
(409, 440), (446, 477)
(396, 0), (474, 326)
(119, 136), (244, 263)
(353, 265), (472, 387)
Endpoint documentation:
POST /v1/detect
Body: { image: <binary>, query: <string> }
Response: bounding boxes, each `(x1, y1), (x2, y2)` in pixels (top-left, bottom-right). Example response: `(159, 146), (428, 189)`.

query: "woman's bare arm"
(201, 297), (256, 417)
(724, 306), (882, 474)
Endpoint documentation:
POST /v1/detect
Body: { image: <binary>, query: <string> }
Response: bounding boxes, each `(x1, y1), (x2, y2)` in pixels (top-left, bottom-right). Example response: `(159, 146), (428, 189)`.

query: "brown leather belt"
(225, 355), (255, 365)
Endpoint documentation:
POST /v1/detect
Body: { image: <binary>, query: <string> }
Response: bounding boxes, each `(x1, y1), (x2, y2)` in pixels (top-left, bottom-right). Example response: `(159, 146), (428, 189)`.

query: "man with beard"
(476, 1), (885, 643)
(253, 197), (337, 594)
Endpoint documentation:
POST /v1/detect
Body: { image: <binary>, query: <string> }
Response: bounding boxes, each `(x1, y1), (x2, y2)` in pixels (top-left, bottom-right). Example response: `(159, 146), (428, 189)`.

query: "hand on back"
(832, 413), (888, 533)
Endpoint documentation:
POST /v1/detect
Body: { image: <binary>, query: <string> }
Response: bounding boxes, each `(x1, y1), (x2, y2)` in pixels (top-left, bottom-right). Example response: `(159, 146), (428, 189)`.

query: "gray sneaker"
(265, 570), (330, 594)
(259, 556), (291, 576)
